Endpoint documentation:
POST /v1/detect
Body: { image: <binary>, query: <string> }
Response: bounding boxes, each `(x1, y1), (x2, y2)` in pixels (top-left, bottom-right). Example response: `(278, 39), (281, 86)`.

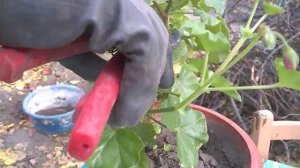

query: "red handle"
(68, 55), (124, 161)
(0, 36), (89, 83)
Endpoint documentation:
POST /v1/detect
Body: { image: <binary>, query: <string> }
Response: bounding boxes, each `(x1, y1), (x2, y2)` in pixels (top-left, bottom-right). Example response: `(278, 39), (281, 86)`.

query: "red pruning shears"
(0, 36), (124, 161)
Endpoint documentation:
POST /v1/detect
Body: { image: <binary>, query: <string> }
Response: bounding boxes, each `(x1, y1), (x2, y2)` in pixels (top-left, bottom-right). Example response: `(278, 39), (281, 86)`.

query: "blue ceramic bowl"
(23, 84), (85, 135)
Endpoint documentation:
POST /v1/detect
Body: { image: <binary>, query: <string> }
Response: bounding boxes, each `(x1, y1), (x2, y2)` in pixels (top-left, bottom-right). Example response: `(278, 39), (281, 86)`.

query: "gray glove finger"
(59, 52), (107, 81)
(105, 1), (170, 127)
(159, 44), (174, 89)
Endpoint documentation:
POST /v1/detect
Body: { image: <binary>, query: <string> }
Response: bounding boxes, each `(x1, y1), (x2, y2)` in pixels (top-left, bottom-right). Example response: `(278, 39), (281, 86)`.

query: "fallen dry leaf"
(57, 156), (69, 165)
(0, 139), (4, 148)
(30, 159), (37, 166)
(46, 153), (53, 160)
(60, 162), (84, 168)
(37, 146), (49, 154)
(18, 120), (29, 128)
(0, 148), (17, 166)
(0, 123), (14, 130)
(16, 151), (27, 161)
(7, 128), (16, 135)
(0, 123), (16, 136)
(13, 143), (27, 151)
(15, 80), (26, 90)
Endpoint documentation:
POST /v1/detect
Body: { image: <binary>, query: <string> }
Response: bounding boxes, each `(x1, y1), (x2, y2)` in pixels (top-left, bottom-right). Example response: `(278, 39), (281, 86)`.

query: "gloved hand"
(0, 0), (174, 127)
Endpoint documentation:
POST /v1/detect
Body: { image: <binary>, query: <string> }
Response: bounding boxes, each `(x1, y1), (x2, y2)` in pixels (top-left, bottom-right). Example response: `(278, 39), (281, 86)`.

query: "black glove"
(0, 0), (174, 127)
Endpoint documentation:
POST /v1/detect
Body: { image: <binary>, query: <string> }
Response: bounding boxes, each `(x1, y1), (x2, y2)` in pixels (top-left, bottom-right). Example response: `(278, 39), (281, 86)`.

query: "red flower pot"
(191, 104), (262, 168)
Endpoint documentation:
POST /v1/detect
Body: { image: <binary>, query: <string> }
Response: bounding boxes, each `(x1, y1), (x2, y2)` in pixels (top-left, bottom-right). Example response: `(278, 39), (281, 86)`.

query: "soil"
(0, 62), (89, 168)
(35, 105), (74, 116)
(199, 132), (238, 168)
(146, 128), (241, 168)
(146, 128), (179, 168)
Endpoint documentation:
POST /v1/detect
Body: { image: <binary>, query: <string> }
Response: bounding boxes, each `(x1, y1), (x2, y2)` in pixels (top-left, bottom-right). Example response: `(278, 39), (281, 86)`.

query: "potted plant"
(84, 0), (300, 167)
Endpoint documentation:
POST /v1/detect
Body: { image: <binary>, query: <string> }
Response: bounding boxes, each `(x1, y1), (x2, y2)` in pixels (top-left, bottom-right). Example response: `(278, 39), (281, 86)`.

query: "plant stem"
(251, 14), (267, 32)
(205, 83), (279, 92)
(146, 114), (167, 128)
(165, 0), (173, 14)
(153, 1), (169, 28)
(223, 34), (263, 73)
(159, 90), (180, 96)
(153, 1), (164, 18)
(274, 31), (289, 47)
(216, 0), (263, 74)
(246, 0), (260, 29)
(149, 34), (263, 114)
(200, 52), (209, 85)
(150, 35), (255, 113)
(215, 37), (247, 74)
(170, 11), (194, 15)
(149, 106), (176, 113)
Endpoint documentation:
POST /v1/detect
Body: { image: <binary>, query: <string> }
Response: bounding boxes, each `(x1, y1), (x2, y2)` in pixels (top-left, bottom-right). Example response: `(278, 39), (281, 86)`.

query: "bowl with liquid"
(23, 84), (85, 134)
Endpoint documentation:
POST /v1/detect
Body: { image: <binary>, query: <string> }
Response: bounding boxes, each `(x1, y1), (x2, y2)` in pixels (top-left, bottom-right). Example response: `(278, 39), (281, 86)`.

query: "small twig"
(212, 100), (226, 111)
(274, 90), (292, 109)
(225, 0), (242, 16)
(198, 94), (205, 106)
(280, 140), (291, 165)
(229, 98), (247, 130)
(239, 93), (244, 111)
(243, 92), (261, 109)
(273, 113), (300, 120)
(146, 114), (167, 128)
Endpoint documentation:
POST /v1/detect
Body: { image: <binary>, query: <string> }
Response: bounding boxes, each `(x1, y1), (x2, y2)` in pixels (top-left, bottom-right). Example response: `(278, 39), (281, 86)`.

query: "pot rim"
(190, 104), (262, 168)
(22, 84), (85, 120)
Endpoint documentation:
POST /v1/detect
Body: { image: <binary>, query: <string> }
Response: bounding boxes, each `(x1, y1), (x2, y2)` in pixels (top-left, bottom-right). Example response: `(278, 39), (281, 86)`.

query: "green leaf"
(176, 108), (208, 168)
(180, 20), (206, 36)
(211, 74), (242, 101)
(188, 58), (215, 79)
(263, 1), (285, 16)
(161, 105), (208, 168)
(275, 58), (300, 91)
(180, 20), (230, 53)
(191, 0), (226, 15)
(194, 10), (230, 37)
(184, 9), (231, 64)
(172, 67), (200, 100)
(187, 58), (205, 72)
(203, 0), (227, 15)
(172, 0), (189, 11)
(144, 0), (153, 5)
(146, 0), (167, 6)
(160, 97), (209, 167)
(86, 127), (148, 168)
(195, 31), (230, 52)
(130, 123), (156, 147)
(170, 14), (189, 30)
(172, 40), (188, 64)
(208, 51), (229, 64)
(193, 9), (220, 26)
(160, 95), (181, 131)
(180, 15), (230, 53)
